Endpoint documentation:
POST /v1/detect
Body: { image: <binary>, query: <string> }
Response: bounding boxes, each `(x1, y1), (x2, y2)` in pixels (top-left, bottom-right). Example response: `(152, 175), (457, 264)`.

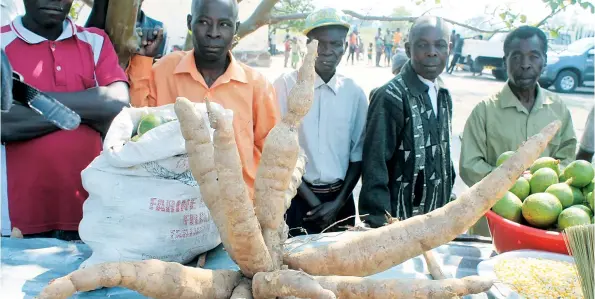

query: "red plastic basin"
(485, 210), (569, 255)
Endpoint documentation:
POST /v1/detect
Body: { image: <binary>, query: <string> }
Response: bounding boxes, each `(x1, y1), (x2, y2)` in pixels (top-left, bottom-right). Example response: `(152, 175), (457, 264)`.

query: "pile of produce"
(36, 39), (564, 299)
(494, 257), (582, 298)
(492, 154), (595, 230)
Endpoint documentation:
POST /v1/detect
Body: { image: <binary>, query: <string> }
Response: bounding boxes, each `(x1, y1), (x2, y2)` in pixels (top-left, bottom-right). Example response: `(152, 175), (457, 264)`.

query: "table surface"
(1, 232), (498, 299)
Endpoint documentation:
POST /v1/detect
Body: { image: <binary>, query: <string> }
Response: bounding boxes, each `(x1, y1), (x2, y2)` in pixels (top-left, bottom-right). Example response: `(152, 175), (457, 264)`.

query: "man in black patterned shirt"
(360, 16), (456, 227)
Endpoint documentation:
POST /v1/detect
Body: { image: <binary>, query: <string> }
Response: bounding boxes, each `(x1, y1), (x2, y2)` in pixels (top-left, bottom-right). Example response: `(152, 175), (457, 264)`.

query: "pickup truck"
(538, 38), (595, 93)
(459, 33), (509, 81)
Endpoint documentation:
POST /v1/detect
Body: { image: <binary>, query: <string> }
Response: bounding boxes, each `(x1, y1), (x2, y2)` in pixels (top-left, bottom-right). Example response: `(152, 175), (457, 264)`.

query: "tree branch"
(236, 0), (280, 38)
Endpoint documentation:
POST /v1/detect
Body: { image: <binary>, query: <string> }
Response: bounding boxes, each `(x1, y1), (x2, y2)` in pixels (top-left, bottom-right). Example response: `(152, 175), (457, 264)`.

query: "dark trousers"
(25, 230), (81, 241)
(448, 54), (461, 73)
(376, 51), (382, 66)
(285, 181), (355, 237)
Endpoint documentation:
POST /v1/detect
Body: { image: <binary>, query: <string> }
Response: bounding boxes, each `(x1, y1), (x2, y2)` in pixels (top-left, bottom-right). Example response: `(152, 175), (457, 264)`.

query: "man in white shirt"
(273, 8), (368, 235)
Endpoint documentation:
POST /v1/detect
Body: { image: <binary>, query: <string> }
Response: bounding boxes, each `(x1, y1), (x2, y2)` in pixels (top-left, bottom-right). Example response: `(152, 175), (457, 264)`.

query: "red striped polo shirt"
(1, 16), (127, 234)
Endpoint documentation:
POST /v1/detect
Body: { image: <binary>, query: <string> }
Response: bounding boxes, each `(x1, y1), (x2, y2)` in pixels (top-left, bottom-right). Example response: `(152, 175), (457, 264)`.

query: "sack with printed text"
(79, 103), (221, 269)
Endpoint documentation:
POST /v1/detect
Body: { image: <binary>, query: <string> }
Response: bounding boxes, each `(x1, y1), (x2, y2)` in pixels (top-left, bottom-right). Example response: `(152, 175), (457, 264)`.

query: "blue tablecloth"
(1, 232), (497, 298)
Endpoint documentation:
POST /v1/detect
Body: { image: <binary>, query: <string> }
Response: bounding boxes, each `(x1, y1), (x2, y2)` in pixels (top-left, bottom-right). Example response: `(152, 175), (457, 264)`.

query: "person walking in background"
(375, 35), (384, 67)
(367, 42), (373, 65)
(384, 28), (394, 66)
(291, 37), (301, 69)
(447, 34), (463, 74)
(446, 29), (456, 69)
(393, 28), (403, 49)
(284, 34), (291, 67)
(346, 29), (358, 65)
(358, 37), (364, 61)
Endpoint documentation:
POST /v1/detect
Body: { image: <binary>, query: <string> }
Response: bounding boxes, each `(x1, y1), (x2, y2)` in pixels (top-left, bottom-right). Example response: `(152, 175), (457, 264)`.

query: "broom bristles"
(563, 224), (595, 299)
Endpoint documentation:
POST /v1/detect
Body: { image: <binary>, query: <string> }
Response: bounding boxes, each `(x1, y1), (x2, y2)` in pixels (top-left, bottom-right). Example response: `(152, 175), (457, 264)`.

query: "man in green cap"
(273, 8), (368, 235)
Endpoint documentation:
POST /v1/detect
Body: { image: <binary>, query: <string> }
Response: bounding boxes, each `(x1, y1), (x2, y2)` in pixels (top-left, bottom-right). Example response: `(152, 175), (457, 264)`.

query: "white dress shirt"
(274, 71), (369, 185)
(417, 74), (438, 115)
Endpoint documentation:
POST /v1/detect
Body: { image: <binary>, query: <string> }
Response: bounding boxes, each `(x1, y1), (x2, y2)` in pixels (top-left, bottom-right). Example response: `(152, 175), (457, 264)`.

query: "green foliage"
(271, 0), (315, 32)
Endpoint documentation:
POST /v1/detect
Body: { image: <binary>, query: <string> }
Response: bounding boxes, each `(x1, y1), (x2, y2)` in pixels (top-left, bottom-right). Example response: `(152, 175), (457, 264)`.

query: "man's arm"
(552, 105), (578, 167)
(459, 102), (493, 187)
(48, 82), (130, 135)
(359, 88), (399, 228)
(1, 104), (60, 142)
(576, 107), (594, 162)
(85, 0), (109, 29)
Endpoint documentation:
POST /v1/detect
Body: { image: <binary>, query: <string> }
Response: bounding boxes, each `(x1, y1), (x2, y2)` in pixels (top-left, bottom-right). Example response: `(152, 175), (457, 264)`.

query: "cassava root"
(283, 121), (562, 276)
(315, 275), (495, 298)
(37, 260), (241, 299)
(252, 270), (336, 299)
(176, 98), (273, 277)
(253, 40), (318, 270)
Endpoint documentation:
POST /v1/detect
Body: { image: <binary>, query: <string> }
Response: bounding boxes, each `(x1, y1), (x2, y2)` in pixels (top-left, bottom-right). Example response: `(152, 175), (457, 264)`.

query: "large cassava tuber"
(283, 121), (562, 276)
(254, 40), (318, 270)
(37, 260), (241, 299)
(176, 98), (273, 278)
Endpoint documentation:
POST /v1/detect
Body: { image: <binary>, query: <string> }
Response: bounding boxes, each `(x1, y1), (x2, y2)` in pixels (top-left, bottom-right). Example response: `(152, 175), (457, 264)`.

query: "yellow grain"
(494, 257), (582, 298)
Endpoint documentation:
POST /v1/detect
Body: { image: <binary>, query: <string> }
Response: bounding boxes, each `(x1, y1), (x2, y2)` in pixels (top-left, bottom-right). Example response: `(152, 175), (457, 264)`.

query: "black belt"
(306, 181), (343, 194)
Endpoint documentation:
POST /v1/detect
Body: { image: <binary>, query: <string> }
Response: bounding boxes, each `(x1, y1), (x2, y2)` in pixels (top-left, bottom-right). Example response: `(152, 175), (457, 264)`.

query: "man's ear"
(235, 21), (241, 35)
(187, 14), (192, 32)
(405, 42), (411, 58)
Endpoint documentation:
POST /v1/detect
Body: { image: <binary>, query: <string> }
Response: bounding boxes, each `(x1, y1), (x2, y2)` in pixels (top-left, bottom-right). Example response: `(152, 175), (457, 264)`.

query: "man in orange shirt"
(393, 28), (402, 49)
(127, 0), (280, 195)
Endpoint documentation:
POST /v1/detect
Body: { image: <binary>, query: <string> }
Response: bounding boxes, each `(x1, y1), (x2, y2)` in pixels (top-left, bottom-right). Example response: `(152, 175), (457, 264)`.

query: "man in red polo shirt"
(1, 0), (130, 240)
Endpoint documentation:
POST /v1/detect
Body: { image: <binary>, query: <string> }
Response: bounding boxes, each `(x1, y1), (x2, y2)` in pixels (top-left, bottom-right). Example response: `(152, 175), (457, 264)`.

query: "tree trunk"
(105, 0), (141, 68)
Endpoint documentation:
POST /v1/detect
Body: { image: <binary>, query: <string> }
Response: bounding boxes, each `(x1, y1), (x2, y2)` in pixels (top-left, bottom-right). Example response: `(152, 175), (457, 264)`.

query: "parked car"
(539, 38), (595, 93)
(460, 33), (508, 80)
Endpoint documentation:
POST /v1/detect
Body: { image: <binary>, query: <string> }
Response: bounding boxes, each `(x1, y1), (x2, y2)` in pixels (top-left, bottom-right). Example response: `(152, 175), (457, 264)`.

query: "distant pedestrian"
(447, 34), (463, 73)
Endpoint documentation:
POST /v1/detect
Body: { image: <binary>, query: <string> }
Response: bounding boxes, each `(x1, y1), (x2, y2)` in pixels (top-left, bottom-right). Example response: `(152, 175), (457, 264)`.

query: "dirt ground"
(254, 55), (595, 221)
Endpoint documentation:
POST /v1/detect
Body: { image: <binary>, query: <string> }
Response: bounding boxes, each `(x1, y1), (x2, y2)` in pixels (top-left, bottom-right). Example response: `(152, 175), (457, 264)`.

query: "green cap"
(303, 8), (351, 35)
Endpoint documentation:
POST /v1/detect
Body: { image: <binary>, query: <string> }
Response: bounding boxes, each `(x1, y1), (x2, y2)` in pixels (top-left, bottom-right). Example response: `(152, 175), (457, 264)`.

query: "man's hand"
(303, 199), (343, 229)
(135, 27), (164, 58)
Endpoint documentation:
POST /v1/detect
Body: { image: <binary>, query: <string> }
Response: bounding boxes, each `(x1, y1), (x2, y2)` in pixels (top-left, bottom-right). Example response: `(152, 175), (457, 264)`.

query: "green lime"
(492, 192), (523, 223)
(522, 193), (563, 229)
(557, 207), (592, 229)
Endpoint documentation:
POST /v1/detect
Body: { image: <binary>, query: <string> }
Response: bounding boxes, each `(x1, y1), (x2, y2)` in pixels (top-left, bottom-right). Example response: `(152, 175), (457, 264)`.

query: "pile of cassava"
(37, 40), (563, 299)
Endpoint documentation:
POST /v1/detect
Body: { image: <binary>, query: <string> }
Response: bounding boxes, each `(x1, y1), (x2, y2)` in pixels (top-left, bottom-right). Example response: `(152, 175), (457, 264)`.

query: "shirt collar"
(11, 16), (76, 44)
(174, 50), (248, 87)
(499, 81), (553, 113)
(314, 72), (340, 95)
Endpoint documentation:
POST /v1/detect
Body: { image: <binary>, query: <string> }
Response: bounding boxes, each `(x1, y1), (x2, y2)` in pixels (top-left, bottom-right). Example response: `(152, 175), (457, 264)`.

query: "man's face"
(308, 27), (347, 76)
(505, 36), (546, 90)
(24, 0), (73, 27)
(187, 0), (238, 62)
(405, 26), (449, 81)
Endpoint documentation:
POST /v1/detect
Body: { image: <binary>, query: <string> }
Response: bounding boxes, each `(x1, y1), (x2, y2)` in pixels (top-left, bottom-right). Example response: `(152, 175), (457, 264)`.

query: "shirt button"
(56, 66), (61, 71)
(51, 43), (56, 50)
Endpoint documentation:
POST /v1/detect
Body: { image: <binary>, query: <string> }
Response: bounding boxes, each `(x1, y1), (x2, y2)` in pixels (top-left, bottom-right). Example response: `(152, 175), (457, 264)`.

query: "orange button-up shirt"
(127, 51), (280, 197)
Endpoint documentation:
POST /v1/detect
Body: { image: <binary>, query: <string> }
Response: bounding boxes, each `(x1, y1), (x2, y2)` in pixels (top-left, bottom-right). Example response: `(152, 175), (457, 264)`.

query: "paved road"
(255, 56), (594, 221)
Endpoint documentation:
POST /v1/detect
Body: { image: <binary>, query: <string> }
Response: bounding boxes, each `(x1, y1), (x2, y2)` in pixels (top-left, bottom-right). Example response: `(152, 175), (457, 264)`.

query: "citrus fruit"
(545, 183), (574, 208)
(509, 177), (531, 201)
(557, 207), (592, 229)
(496, 151), (515, 167)
(529, 168), (559, 194)
(587, 191), (594, 210)
(562, 160), (595, 188)
(521, 193), (563, 229)
(570, 204), (593, 218)
(571, 186), (585, 205)
(137, 113), (165, 136)
(530, 157), (560, 175)
(492, 192), (523, 223)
